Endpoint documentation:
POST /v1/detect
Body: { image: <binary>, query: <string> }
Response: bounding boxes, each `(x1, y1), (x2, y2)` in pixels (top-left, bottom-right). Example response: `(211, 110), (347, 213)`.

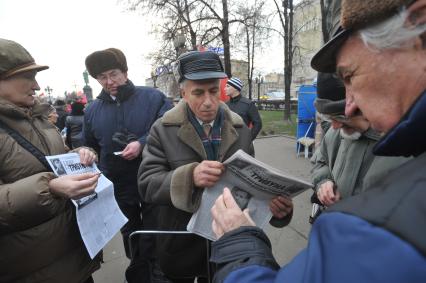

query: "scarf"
(187, 106), (224, 161)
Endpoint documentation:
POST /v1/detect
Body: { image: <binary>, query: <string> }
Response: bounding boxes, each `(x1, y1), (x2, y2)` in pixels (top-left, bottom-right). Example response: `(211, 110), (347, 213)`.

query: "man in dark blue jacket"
(209, 0), (426, 282)
(84, 47), (172, 282)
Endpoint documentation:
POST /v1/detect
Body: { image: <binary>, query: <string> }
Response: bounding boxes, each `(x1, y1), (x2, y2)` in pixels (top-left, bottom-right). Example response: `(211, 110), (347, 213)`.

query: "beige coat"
(0, 98), (100, 283)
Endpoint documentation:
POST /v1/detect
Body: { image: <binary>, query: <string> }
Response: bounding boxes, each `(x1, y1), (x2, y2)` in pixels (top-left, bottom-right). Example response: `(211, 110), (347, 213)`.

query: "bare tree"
(234, 0), (271, 99)
(320, 0), (341, 42)
(273, 0), (294, 122)
(124, 0), (209, 65)
(125, 0), (256, 78)
(320, 0), (329, 42)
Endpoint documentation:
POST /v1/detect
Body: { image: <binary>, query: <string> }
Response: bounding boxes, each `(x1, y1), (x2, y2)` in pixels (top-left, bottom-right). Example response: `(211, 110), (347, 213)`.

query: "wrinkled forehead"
(335, 35), (365, 73)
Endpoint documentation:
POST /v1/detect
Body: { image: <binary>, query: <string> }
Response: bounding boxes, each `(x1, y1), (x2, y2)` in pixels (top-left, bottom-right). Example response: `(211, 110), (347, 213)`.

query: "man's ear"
(180, 88), (186, 100)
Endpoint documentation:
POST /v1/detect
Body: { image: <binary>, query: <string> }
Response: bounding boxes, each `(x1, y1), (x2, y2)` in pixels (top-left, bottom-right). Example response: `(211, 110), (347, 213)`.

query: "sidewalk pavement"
(93, 135), (314, 282)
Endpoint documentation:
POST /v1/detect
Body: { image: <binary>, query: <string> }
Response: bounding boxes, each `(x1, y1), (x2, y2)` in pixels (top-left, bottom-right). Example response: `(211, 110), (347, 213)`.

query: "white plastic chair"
(296, 122), (315, 158)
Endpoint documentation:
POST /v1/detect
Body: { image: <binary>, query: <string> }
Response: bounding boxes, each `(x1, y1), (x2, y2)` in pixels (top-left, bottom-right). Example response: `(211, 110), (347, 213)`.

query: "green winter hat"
(0, 38), (48, 79)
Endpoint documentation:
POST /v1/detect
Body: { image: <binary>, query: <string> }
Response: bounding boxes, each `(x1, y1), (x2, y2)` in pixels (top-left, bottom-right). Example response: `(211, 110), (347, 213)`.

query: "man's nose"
(331, 120), (343, 129)
(203, 95), (212, 107)
(33, 80), (41, 91)
(345, 96), (359, 117)
(106, 76), (114, 84)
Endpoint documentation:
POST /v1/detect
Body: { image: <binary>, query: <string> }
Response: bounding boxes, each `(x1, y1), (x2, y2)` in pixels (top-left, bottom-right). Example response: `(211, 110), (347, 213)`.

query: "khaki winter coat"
(311, 128), (410, 199)
(0, 98), (100, 283)
(138, 100), (254, 278)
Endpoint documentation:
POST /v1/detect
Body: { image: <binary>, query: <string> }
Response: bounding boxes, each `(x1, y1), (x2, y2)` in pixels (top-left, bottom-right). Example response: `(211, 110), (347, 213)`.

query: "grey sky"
(0, 0), (286, 98)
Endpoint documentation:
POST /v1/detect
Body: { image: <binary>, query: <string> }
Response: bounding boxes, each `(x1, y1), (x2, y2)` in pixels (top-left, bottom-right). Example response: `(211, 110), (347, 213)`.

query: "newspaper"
(187, 149), (312, 241)
(46, 153), (128, 258)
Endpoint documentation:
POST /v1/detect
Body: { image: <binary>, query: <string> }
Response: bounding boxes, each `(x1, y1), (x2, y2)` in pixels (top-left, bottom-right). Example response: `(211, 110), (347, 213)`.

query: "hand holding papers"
(211, 187), (256, 239)
(46, 153), (128, 258)
(187, 150), (312, 241)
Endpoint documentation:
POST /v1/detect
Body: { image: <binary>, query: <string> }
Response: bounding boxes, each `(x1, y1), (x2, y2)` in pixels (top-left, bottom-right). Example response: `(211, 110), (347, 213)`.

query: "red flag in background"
(220, 78), (229, 102)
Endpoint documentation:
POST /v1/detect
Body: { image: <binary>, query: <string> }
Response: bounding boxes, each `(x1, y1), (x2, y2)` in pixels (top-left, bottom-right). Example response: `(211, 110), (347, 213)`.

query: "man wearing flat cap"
(225, 77), (262, 140)
(310, 72), (409, 220)
(138, 51), (293, 282)
(84, 47), (172, 281)
(208, 0), (426, 282)
(0, 38), (101, 282)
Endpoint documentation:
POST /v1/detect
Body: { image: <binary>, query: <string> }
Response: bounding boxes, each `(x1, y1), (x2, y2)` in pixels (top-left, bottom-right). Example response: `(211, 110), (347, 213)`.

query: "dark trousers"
(113, 180), (144, 259)
(111, 177), (159, 283)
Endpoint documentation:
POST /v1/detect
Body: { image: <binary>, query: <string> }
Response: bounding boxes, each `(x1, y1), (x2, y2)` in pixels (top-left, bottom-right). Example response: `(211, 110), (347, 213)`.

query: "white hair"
(359, 8), (426, 50)
(179, 80), (186, 90)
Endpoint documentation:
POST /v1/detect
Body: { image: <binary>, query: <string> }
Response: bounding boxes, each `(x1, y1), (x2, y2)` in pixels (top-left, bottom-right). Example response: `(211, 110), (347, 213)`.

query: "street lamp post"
(255, 76), (264, 101)
(45, 86), (53, 104)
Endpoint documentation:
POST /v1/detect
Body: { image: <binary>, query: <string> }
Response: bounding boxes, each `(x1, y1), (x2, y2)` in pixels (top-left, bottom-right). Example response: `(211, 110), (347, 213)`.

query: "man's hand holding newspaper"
(211, 187), (256, 239)
(193, 160), (225, 188)
(187, 150), (312, 241)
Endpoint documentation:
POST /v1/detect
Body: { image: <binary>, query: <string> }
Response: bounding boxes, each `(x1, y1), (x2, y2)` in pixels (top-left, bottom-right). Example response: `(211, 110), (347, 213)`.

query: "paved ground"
(93, 135), (313, 282)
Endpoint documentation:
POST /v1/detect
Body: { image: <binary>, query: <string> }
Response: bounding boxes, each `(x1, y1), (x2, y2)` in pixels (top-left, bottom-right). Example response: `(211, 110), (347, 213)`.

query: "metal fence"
(254, 100), (298, 113)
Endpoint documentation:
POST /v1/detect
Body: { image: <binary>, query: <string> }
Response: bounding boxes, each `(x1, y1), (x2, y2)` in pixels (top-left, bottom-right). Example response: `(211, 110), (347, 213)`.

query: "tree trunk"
(283, 0), (292, 121)
(221, 0), (232, 77)
(250, 17), (256, 101)
(183, 0), (198, 49)
(320, 0), (329, 42)
(245, 27), (253, 99)
(284, 0), (293, 121)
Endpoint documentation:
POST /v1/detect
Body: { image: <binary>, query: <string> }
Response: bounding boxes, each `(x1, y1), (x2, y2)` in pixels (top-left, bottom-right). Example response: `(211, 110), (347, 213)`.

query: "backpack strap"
(0, 120), (53, 172)
(327, 153), (426, 257)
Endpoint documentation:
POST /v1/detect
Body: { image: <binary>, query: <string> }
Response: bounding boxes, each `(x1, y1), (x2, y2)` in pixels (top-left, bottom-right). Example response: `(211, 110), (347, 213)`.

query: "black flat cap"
(314, 72), (346, 115)
(174, 51), (227, 82)
(311, 27), (351, 73)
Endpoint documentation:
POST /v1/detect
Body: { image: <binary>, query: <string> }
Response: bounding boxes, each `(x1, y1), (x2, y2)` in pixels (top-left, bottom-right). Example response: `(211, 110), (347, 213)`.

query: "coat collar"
(162, 100), (244, 161)
(97, 80), (135, 103)
(0, 97), (49, 120)
(374, 90), (426, 157)
(229, 94), (242, 103)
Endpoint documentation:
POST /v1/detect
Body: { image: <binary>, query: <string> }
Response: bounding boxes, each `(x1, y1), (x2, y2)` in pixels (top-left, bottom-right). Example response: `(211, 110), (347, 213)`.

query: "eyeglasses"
(96, 70), (123, 84)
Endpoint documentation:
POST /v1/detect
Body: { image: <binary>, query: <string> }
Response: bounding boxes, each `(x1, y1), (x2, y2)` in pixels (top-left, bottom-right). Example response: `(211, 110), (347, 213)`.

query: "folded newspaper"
(46, 153), (128, 258)
(187, 149), (312, 241)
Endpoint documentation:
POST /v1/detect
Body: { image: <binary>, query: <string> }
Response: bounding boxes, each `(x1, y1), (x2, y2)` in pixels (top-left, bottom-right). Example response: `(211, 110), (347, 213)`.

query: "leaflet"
(46, 153), (128, 258)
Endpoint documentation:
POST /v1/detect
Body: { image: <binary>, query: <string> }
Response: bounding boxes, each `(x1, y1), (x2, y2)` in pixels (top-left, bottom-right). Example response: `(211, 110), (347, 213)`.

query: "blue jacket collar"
(374, 90), (426, 157)
(97, 80), (135, 103)
(229, 94), (242, 103)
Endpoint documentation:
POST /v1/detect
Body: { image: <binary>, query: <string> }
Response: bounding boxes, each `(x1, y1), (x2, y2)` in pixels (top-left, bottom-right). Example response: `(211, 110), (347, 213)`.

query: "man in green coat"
(311, 73), (410, 207)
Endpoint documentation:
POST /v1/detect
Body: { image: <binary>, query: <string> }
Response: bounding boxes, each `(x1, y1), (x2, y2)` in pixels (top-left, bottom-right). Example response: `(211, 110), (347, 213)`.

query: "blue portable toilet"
(296, 85), (317, 155)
